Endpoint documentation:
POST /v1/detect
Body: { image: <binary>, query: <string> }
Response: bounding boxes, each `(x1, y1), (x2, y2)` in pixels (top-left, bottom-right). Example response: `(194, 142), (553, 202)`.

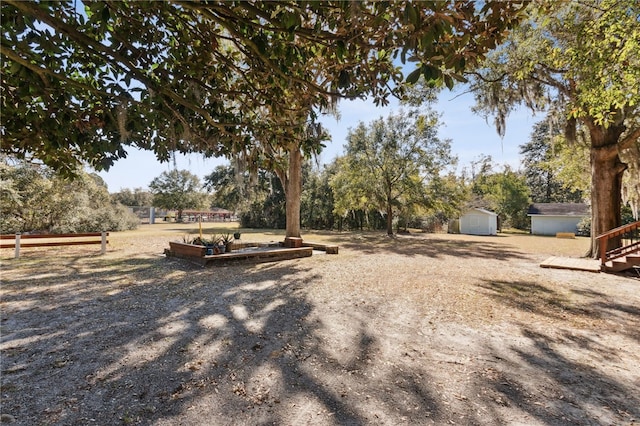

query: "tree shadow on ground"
(477, 278), (640, 344)
(3, 253), (637, 425)
(1, 254), (446, 425)
(480, 328), (640, 425)
(337, 233), (529, 261)
(476, 278), (640, 425)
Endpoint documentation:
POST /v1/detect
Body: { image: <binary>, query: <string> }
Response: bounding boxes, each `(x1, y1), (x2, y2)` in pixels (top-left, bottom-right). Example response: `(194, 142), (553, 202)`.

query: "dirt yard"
(1, 225), (638, 425)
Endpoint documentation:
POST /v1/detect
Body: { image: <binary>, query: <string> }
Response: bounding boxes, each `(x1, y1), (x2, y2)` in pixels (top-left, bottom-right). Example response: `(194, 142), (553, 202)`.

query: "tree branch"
(465, 71), (508, 84)
(7, 0), (248, 133)
(619, 127), (640, 152)
(0, 44), (129, 102)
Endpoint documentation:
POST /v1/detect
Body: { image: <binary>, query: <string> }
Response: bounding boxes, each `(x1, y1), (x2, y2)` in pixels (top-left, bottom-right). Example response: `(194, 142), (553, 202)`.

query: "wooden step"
(626, 253), (640, 264)
(604, 253), (640, 272)
(624, 254), (640, 270)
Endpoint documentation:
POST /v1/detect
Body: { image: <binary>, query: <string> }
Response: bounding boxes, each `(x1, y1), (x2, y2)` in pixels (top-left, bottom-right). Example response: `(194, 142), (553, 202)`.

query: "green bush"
(0, 160), (139, 234)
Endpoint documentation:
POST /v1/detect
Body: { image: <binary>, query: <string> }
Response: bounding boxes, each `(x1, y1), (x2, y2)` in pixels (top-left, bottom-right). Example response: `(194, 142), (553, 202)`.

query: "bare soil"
(1, 225), (638, 425)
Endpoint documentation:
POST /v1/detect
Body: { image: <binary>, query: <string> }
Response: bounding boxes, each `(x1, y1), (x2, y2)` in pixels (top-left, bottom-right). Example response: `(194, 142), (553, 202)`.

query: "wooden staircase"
(596, 221), (640, 273)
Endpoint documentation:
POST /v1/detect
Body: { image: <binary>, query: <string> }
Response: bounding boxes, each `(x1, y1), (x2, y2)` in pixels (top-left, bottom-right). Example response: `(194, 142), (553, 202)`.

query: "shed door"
(469, 215), (482, 234)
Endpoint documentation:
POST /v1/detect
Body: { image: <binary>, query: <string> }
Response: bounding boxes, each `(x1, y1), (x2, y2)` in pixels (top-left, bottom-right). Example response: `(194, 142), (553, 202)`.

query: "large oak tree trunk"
(283, 146), (302, 238)
(587, 120), (627, 258)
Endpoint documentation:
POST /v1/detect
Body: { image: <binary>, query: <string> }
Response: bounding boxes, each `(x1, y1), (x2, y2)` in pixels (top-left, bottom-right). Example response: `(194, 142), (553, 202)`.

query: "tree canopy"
(111, 187), (154, 208)
(331, 109), (455, 235)
(520, 119), (584, 204)
(148, 169), (206, 220)
(2, 1), (526, 175)
(468, 161), (530, 230)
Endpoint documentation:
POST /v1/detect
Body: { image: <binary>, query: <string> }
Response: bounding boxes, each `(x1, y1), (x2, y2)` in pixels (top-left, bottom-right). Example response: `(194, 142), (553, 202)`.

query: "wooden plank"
(203, 247), (313, 265)
(168, 241), (206, 257)
(540, 256), (601, 273)
(284, 237), (303, 248)
(165, 243), (314, 265)
(1, 240), (106, 249)
(0, 232), (108, 239)
(205, 246), (312, 260)
(303, 241), (339, 254)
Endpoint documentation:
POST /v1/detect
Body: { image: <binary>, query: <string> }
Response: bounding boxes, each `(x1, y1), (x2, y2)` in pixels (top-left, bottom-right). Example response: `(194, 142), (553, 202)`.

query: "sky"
(96, 85), (541, 192)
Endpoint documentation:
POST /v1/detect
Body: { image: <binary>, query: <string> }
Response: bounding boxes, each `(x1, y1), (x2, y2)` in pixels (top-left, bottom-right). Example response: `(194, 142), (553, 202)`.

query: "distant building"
(527, 203), (589, 235)
(180, 208), (234, 222)
(458, 208), (498, 236)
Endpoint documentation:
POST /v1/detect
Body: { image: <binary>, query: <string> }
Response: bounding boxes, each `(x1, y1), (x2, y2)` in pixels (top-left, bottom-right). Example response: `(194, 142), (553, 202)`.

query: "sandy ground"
(1, 225), (638, 425)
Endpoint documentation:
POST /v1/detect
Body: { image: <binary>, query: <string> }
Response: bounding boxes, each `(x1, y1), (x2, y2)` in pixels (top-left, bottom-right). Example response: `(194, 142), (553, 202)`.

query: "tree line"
(5, 102), (637, 236)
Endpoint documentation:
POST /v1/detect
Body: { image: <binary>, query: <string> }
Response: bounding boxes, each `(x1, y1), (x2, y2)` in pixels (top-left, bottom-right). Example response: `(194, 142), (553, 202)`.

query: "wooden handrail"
(595, 220), (640, 265)
(595, 221), (640, 241)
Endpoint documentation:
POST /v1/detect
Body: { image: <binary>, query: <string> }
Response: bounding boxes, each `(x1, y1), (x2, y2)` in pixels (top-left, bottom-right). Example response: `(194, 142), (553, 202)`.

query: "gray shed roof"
(463, 208), (498, 216)
(527, 203), (589, 216)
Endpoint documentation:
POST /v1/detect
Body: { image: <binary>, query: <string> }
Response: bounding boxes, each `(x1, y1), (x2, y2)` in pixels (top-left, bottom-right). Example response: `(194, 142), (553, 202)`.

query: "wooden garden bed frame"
(166, 239), (337, 266)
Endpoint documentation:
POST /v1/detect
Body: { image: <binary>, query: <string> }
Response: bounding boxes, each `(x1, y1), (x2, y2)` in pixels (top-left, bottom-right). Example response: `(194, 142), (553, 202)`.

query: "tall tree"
(111, 188), (154, 207)
(203, 164), (287, 228)
(331, 109), (455, 236)
(520, 119), (584, 203)
(301, 163), (338, 231)
(2, 1), (526, 239)
(482, 168), (531, 230)
(466, 158), (531, 229)
(203, 164), (245, 211)
(149, 169), (205, 221)
(469, 0), (640, 256)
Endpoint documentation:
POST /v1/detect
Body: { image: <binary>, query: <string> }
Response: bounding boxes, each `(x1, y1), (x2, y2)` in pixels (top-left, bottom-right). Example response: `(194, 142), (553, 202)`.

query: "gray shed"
(527, 203), (589, 235)
(459, 208), (498, 236)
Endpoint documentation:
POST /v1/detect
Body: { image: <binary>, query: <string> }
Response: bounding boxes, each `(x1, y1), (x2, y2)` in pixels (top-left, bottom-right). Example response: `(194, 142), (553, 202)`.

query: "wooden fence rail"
(0, 232), (109, 258)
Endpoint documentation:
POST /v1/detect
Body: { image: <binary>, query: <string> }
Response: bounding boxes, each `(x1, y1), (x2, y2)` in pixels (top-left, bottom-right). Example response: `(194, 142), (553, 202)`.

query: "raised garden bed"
(165, 240), (315, 266)
(168, 241), (206, 259)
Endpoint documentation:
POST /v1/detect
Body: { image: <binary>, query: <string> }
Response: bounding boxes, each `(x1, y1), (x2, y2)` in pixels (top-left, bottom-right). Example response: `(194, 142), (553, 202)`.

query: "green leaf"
(336, 40), (346, 60)
(338, 70), (351, 88)
(406, 67), (422, 84)
(450, 73), (468, 83)
(444, 74), (454, 90)
(404, 3), (418, 25)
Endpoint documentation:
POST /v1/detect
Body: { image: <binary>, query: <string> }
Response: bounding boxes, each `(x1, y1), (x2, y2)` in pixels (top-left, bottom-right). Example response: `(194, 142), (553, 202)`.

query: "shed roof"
(527, 203), (589, 216)
(463, 208), (498, 216)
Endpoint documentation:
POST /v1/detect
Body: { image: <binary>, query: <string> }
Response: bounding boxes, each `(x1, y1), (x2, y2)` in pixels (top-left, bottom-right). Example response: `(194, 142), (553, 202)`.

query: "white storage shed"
(459, 208), (498, 236)
(527, 203), (589, 236)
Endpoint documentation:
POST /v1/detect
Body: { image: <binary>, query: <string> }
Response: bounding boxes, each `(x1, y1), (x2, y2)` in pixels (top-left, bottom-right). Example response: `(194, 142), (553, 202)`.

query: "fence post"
(101, 231), (107, 255)
(14, 233), (21, 259)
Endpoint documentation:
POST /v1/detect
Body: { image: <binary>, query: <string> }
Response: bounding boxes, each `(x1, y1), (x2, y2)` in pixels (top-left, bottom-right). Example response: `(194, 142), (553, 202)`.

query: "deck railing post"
(101, 231), (107, 255)
(599, 235), (608, 266)
(14, 233), (21, 259)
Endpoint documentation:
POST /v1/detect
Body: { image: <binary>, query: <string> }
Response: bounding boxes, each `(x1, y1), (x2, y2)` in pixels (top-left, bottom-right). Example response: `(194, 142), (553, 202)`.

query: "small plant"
(192, 235), (220, 246)
(576, 216), (591, 237)
(219, 233), (233, 252)
(181, 235), (195, 244)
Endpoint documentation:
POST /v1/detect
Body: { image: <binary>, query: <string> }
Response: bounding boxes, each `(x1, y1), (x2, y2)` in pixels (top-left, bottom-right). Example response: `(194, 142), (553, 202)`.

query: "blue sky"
(96, 85), (540, 192)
